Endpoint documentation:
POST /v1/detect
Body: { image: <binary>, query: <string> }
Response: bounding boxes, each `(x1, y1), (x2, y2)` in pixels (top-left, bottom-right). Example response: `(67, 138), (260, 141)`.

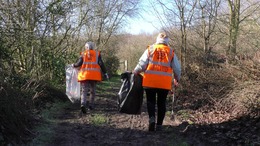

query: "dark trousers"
(145, 88), (168, 125)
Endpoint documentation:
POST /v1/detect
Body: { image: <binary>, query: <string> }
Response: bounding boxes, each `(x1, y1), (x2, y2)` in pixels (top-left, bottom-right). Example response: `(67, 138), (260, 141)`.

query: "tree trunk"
(227, 0), (240, 61)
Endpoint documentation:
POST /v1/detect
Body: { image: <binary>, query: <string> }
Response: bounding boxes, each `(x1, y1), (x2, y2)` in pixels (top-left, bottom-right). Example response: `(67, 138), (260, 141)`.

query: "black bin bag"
(118, 72), (143, 115)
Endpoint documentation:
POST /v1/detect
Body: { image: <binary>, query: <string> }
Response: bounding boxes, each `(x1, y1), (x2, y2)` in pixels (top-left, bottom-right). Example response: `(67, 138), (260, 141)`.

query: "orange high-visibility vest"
(142, 44), (174, 90)
(78, 50), (102, 81)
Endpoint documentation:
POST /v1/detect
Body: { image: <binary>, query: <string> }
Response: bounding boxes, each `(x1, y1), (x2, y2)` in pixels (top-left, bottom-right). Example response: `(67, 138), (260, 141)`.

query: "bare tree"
(152, 0), (197, 72)
(227, 0), (240, 60)
(226, 0), (260, 60)
(82, 0), (140, 50)
(198, 0), (221, 55)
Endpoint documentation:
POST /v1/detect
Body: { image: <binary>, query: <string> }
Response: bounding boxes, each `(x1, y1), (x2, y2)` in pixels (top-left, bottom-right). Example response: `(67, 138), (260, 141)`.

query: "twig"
(181, 125), (190, 133)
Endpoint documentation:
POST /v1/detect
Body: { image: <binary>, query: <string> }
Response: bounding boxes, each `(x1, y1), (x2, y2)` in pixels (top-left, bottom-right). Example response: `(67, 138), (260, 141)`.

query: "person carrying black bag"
(133, 33), (181, 132)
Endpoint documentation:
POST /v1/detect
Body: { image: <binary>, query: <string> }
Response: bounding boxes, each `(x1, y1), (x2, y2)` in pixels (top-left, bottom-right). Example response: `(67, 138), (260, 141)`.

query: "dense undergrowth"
(178, 52), (260, 121)
(0, 70), (68, 145)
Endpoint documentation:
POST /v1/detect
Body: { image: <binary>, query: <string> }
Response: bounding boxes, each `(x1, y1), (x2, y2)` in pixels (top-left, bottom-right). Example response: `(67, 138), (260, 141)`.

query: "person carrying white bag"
(72, 42), (109, 114)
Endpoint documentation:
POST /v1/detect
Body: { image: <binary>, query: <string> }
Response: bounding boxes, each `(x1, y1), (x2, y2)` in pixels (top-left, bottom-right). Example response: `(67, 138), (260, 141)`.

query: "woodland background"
(0, 0), (259, 145)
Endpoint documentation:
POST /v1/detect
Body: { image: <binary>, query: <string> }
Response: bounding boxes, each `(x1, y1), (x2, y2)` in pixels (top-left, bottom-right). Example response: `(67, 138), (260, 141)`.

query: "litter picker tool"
(105, 73), (113, 90)
(170, 79), (178, 120)
(170, 88), (175, 120)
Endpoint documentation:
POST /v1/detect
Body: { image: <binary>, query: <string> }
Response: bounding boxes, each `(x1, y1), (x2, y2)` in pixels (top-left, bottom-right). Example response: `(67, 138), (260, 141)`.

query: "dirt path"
(30, 80), (194, 146)
(50, 94), (187, 145)
(29, 80), (260, 146)
(45, 101), (186, 146)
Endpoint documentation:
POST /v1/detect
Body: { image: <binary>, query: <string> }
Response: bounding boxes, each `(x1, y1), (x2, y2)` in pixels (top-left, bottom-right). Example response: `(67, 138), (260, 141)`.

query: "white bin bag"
(65, 65), (80, 103)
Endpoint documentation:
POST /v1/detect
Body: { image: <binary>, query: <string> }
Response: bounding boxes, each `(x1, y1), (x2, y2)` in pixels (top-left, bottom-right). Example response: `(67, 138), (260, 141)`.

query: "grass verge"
(89, 114), (107, 126)
(29, 101), (70, 145)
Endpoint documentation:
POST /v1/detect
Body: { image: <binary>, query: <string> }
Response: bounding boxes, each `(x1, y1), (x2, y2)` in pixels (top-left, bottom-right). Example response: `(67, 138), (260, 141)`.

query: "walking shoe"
(81, 105), (87, 114)
(149, 122), (155, 131)
(88, 105), (94, 110)
(148, 116), (155, 131)
(88, 103), (95, 110)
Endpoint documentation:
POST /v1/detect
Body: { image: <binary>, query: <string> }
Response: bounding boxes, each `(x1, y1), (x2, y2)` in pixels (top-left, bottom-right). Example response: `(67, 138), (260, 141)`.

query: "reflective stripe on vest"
(145, 70), (172, 76)
(143, 44), (174, 90)
(78, 50), (102, 81)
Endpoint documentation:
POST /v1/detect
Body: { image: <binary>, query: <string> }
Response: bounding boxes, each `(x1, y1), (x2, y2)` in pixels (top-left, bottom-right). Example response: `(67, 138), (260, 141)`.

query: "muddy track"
(48, 103), (185, 146)
(30, 80), (260, 146)
(32, 81), (191, 146)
